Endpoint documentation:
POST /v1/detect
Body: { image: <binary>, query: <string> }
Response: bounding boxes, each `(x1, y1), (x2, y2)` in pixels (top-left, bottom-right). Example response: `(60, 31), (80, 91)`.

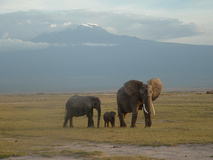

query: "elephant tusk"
(143, 104), (149, 114)
(152, 103), (155, 115)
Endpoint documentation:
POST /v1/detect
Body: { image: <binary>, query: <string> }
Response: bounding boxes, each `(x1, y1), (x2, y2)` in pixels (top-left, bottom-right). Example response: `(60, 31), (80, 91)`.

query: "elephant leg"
(108, 121), (110, 127)
(131, 111), (138, 128)
(143, 110), (152, 127)
(88, 117), (94, 127)
(104, 121), (106, 127)
(118, 103), (127, 127)
(112, 123), (115, 127)
(86, 114), (94, 127)
(130, 103), (139, 128)
(86, 110), (94, 127)
(63, 116), (69, 128)
(69, 116), (74, 128)
(110, 120), (114, 127)
(118, 112), (127, 127)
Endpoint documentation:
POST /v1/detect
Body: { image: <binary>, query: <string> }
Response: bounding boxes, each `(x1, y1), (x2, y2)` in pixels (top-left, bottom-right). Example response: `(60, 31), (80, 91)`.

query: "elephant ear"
(124, 80), (143, 96)
(148, 78), (163, 101)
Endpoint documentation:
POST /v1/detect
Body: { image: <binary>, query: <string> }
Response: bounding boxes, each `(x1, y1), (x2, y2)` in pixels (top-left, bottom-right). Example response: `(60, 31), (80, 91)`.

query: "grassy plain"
(0, 92), (212, 159)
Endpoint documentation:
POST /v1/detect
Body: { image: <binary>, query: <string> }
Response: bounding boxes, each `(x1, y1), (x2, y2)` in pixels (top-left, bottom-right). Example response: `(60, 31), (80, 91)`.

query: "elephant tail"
(64, 105), (68, 118)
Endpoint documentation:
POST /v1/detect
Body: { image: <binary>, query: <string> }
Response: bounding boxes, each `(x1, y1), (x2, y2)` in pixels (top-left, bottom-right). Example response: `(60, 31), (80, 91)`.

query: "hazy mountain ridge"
(0, 24), (213, 93)
(31, 23), (147, 45)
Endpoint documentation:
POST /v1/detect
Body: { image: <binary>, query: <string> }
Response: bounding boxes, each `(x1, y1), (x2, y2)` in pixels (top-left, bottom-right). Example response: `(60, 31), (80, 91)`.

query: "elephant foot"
(88, 126), (94, 128)
(145, 121), (152, 127)
(63, 123), (68, 128)
(120, 124), (127, 127)
(130, 125), (136, 128)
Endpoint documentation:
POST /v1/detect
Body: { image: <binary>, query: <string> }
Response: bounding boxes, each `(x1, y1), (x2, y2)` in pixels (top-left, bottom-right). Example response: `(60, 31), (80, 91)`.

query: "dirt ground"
(4, 142), (213, 160)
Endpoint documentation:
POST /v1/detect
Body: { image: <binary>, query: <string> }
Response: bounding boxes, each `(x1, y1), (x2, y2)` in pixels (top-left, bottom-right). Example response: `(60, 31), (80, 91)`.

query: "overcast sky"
(0, 0), (213, 45)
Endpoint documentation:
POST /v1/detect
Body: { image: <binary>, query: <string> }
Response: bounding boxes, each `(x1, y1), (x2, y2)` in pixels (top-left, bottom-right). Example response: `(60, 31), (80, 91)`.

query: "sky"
(0, 0), (213, 45)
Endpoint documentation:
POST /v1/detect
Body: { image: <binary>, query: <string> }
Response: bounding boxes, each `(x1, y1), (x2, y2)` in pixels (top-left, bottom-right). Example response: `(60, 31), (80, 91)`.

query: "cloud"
(63, 22), (72, 26)
(81, 43), (119, 47)
(126, 17), (204, 40)
(2, 32), (9, 38)
(50, 24), (57, 28)
(27, 19), (31, 24)
(0, 38), (49, 52)
(17, 19), (32, 26)
(105, 27), (117, 34)
(0, 10), (205, 43)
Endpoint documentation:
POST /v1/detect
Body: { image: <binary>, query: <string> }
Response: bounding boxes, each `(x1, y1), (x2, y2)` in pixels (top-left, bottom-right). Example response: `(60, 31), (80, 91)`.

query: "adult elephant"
(63, 95), (101, 128)
(117, 78), (162, 128)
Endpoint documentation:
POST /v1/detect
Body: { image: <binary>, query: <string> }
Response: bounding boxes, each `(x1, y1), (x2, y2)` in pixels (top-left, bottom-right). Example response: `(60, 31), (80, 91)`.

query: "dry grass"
(0, 92), (212, 159)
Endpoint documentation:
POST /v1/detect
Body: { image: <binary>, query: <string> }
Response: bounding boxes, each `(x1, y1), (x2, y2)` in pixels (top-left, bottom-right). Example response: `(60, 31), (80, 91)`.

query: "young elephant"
(103, 111), (116, 127)
(63, 95), (101, 128)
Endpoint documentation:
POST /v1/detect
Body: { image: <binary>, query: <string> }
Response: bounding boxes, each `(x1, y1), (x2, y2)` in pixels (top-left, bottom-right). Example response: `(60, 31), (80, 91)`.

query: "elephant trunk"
(144, 96), (152, 127)
(97, 107), (101, 128)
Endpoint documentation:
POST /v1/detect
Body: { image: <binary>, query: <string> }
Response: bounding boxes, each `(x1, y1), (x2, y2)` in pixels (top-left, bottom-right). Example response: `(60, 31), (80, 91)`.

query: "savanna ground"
(0, 92), (212, 160)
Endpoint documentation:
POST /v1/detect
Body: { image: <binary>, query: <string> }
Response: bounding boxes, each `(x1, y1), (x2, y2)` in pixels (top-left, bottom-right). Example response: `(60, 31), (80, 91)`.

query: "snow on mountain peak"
(81, 23), (99, 28)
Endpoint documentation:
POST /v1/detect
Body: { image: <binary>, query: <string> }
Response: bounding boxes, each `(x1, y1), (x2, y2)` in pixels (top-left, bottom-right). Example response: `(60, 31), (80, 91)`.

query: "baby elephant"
(103, 111), (116, 127)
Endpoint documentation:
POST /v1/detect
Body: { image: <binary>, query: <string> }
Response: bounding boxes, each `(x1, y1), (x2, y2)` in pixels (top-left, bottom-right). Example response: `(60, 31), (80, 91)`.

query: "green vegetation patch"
(0, 139), (28, 158)
(0, 152), (26, 159)
(36, 149), (103, 158)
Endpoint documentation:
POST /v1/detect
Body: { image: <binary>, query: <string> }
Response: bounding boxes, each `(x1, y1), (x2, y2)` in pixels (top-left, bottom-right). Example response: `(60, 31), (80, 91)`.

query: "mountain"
(0, 24), (213, 93)
(31, 23), (143, 44)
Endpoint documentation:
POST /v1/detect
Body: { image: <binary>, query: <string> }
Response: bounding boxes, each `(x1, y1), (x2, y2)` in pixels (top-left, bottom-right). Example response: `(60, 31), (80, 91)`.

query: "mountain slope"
(31, 23), (143, 44)
(0, 24), (213, 93)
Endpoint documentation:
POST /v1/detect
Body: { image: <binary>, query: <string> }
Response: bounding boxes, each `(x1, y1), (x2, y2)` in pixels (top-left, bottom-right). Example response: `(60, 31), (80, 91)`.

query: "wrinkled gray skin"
(63, 95), (101, 128)
(117, 78), (162, 128)
(103, 111), (116, 127)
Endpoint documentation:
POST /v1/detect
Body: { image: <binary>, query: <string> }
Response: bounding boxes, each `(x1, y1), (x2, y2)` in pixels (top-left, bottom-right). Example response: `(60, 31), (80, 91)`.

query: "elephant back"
(66, 95), (88, 108)
(123, 80), (143, 96)
(87, 96), (101, 106)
